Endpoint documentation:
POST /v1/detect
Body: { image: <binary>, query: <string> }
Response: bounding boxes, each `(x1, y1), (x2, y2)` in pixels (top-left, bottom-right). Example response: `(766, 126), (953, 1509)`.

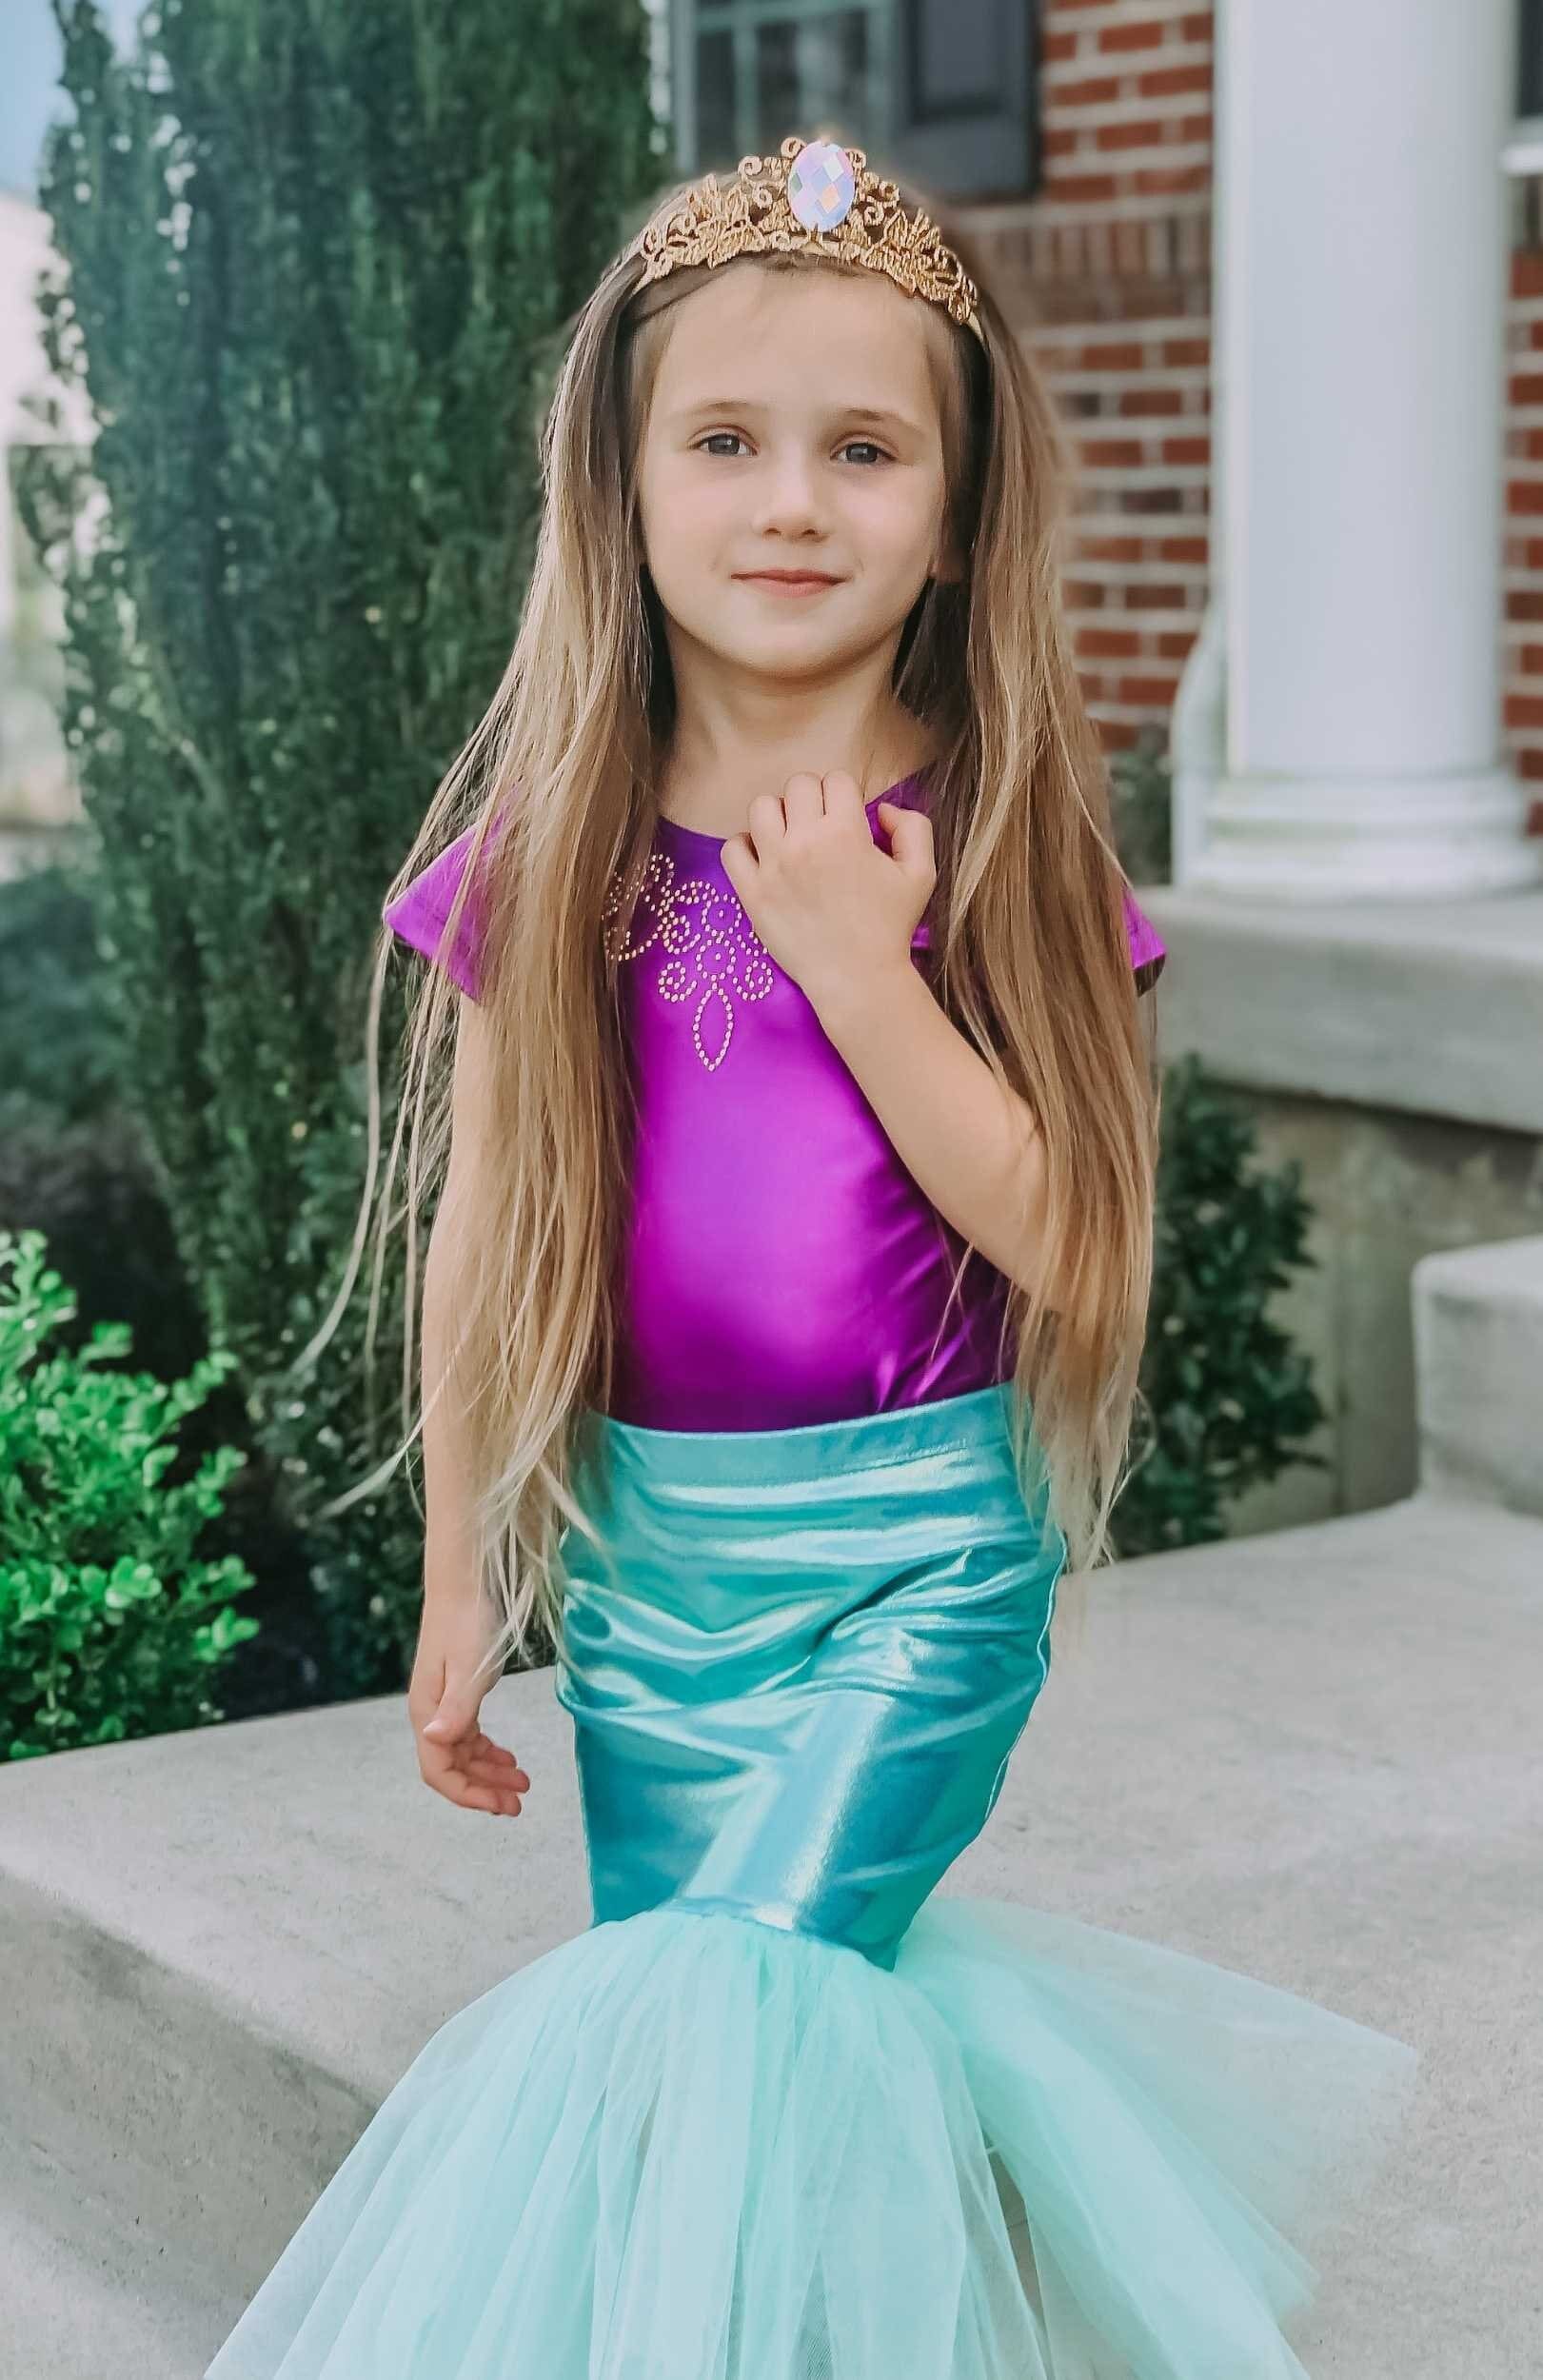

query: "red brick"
(1523, 430), (1543, 461)
(1054, 74), (1121, 108)
(1119, 387), (1184, 416)
(1516, 644), (1543, 672)
(1508, 479), (1543, 514)
(1118, 674), (1180, 705)
(1507, 588), (1543, 619)
(1524, 540), (1543, 569)
(1157, 535), (1208, 565)
(1135, 162), (1211, 196)
(1125, 584), (1190, 610)
(1042, 129), (1081, 158)
(1077, 535), (1145, 562)
(1157, 629), (1198, 659)
(1137, 63), (1212, 98)
(1063, 582), (1108, 609)
(1097, 119), (1166, 151)
(1178, 113), (1213, 142)
(1077, 626), (1142, 659)
(1504, 693), (1543, 727)
(1510, 373), (1543, 405)
(1095, 718), (1142, 752)
(1518, 749), (1543, 783)
(1179, 11), (1212, 37)
(1513, 250), (1543, 297)
(1080, 340), (1144, 370)
(1051, 0), (1121, 10)
(1530, 318), (1543, 349)
(1161, 336), (1209, 366)
(1098, 20), (1164, 52)
(1043, 169), (1121, 201)
(1079, 437), (1147, 467)
(1161, 435), (1210, 465)
(1041, 30), (1080, 62)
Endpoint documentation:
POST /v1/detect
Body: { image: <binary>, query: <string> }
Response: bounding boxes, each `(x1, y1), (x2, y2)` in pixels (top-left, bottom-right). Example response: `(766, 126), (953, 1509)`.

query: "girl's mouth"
(737, 574), (842, 596)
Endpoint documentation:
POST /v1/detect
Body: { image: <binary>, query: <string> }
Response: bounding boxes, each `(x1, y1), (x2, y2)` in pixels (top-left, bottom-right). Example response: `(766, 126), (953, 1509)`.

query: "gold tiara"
(627, 134), (984, 346)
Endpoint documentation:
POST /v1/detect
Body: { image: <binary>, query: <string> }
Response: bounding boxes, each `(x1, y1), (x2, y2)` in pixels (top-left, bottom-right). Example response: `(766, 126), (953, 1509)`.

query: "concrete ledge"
(1134, 883), (1543, 1133)
(3, 1494), (1542, 2377)
(1414, 1234), (1543, 1516)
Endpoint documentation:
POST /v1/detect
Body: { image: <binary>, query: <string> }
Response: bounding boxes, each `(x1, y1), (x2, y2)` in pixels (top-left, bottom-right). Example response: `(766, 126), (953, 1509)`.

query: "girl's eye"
(696, 434), (890, 466)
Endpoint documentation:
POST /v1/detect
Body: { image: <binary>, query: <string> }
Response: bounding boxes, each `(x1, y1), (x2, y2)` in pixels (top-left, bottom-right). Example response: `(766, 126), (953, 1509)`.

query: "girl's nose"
(752, 447), (823, 538)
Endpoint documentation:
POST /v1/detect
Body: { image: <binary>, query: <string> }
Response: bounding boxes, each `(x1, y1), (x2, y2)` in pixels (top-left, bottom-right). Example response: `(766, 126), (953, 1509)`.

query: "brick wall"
(960, 0), (1542, 839)
(960, 0), (1214, 752)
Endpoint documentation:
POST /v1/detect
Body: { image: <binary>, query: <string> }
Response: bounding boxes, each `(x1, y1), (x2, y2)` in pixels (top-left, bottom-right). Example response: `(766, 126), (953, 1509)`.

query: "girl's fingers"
(435, 1770), (525, 1815)
(465, 1760), (529, 1791)
(468, 1735), (528, 1782)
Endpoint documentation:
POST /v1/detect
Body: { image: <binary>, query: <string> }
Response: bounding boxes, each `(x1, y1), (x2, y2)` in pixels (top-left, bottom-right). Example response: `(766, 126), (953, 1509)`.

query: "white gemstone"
(787, 141), (855, 234)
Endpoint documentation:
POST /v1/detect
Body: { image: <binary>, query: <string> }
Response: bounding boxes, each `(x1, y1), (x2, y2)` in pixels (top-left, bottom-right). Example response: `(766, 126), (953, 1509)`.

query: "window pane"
(753, 11), (868, 154)
(754, 19), (800, 139)
(909, 0), (1001, 119)
(801, 10), (869, 129)
(1523, 0), (1543, 119)
(697, 29), (738, 171)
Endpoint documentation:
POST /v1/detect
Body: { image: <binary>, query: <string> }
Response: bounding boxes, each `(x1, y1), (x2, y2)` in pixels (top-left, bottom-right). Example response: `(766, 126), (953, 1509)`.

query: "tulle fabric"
(205, 1890), (1413, 2380)
(205, 1387), (1414, 2377)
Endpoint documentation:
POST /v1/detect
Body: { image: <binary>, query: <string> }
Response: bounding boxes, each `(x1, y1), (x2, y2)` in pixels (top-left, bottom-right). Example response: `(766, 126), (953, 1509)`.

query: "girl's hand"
(721, 770), (934, 1017)
(409, 1590), (530, 1816)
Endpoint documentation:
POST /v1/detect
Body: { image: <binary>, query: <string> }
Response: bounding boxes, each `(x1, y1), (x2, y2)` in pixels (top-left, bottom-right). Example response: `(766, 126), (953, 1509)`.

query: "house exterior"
(666, 0), (1543, 882)
(664, 0), (1543, 1532)
(1, 0), (1537, 1520)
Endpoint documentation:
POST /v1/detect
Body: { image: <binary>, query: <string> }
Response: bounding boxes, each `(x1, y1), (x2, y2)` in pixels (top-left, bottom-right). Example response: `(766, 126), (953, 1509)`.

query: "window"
(1508, 0), (1543, 173)
(1521, 0), (1543, 119)
(674, 0), (1037, 202)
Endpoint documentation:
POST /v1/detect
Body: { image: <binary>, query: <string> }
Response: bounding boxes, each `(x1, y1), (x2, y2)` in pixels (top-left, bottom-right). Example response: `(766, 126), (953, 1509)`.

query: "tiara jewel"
(628, 134), (984, 345)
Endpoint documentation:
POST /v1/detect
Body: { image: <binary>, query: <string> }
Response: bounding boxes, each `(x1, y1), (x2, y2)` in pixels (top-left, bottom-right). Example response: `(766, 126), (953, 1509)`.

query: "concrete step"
(0, 2127), (224, 2380)
(1414, 1231), (1543, 1517)
(2, 1488), (1539, 2375)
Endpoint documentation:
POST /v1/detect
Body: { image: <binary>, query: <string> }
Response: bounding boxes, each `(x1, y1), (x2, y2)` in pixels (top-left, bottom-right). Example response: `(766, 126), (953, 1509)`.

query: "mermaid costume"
(203, 774), (1415, 2378)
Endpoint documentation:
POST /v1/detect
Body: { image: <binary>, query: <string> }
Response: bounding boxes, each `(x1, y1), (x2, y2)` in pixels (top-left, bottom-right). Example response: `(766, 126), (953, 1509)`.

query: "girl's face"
(634, 263), (959, 682)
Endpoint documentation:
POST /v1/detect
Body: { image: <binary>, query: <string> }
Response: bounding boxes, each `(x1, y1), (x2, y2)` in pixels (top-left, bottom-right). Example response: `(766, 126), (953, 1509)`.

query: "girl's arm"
(409, 1000), (530, 1815)
(816, 962), (1053, 1299)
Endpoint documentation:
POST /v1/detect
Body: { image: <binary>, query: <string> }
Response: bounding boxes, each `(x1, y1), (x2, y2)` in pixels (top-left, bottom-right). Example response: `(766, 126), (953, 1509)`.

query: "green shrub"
(1109, 737), (1173, 886)
(0, 1228), (260, 1761)
(0, 852), (124, 1135)
(1116, 1057), (1329, 1556)
(18, 1), (662, 1692)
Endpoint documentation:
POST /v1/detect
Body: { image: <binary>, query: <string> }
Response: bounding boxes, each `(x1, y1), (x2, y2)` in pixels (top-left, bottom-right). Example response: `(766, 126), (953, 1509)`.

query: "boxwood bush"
(0, 1229), (259, 1760)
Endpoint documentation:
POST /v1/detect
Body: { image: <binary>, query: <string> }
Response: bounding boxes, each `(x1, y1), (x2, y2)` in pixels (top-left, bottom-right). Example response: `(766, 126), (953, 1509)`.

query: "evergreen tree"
(17, 0), (662, 1689)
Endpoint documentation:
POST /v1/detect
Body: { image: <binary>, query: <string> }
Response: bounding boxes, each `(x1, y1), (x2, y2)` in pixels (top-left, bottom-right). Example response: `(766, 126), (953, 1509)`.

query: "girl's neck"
(657, 657), (933, 833)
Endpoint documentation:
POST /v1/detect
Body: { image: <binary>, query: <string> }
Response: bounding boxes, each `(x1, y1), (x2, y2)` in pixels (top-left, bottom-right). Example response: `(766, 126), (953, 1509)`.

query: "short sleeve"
(911, 888), (1167, 996)
(382, 814), (504, 1001)
(1124, 889), (1166, 998)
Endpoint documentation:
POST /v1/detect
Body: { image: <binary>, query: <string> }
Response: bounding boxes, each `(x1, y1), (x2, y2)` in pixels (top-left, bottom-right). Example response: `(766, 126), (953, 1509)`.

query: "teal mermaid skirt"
(205, 1384), (1416, 2378)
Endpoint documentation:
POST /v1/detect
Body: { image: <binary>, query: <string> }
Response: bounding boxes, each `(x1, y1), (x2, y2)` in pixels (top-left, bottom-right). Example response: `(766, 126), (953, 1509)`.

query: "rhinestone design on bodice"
(603, 845), (776, 1074)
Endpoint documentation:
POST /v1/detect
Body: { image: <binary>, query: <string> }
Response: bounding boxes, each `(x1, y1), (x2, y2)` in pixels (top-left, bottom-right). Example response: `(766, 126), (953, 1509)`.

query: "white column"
(1176, 0), (1543, 899)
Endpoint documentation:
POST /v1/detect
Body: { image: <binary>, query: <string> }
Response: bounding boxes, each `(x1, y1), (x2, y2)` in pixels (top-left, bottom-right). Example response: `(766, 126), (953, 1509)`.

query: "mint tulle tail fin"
(205, 1894), (1414, 2380)
(898, 1894), (1418, 2380)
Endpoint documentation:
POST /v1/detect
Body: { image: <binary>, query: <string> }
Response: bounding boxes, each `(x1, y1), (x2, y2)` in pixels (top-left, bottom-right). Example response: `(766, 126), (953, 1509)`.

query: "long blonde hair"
(306, 151), (1160, 1676)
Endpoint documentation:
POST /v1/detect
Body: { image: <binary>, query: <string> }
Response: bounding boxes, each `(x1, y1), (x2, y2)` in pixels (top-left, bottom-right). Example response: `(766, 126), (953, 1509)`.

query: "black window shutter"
(1523, 0), (1543, 119)
(890, 0), (1038, 202)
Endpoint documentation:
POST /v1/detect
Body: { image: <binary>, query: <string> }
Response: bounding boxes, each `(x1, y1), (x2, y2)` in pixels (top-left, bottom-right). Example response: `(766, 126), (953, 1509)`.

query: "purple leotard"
(383, 773), (1165, 1431)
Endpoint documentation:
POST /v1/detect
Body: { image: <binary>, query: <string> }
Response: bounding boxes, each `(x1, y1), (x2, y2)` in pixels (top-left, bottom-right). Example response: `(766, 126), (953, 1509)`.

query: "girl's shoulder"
(382, 809), (509, 1001)
(383, 791), (1168, 1005)
(910, 880), (1166, 997)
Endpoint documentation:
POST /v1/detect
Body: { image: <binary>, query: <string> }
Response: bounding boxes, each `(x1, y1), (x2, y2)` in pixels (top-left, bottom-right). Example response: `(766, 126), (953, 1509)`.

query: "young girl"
(206, 134), (1414, 2380)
